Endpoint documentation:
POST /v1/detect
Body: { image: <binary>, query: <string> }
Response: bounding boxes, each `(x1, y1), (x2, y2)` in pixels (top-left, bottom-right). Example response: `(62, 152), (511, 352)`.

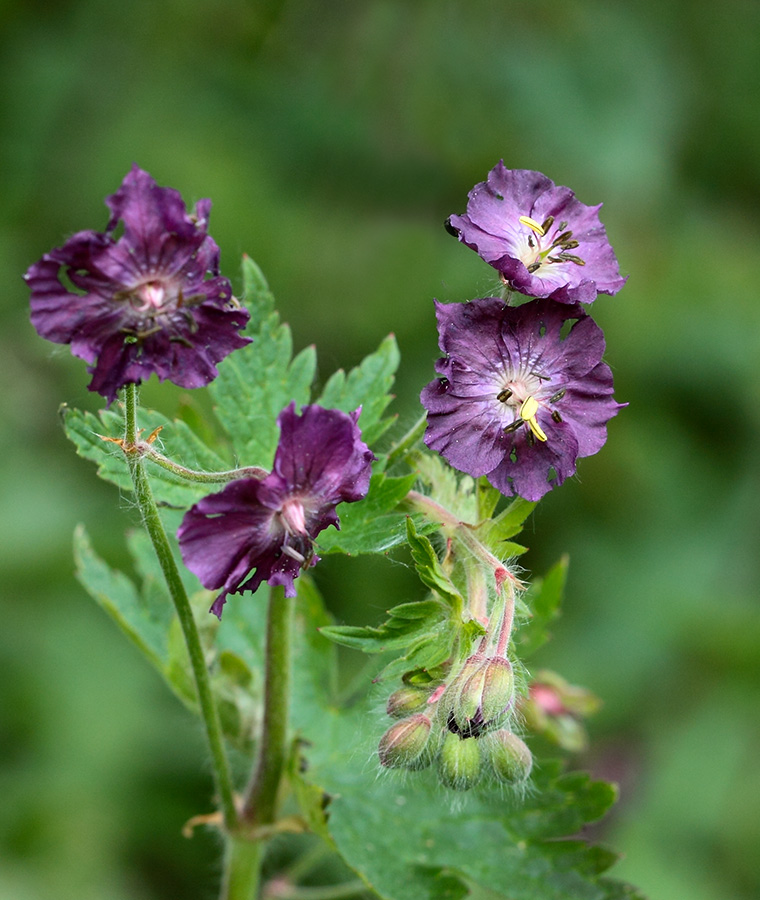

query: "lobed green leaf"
(316, 333), (400, 447)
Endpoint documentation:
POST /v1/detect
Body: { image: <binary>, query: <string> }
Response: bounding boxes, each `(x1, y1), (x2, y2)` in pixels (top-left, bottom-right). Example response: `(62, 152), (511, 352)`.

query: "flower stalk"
(241, 584), (293, 827)
(123, 384), (238, 832)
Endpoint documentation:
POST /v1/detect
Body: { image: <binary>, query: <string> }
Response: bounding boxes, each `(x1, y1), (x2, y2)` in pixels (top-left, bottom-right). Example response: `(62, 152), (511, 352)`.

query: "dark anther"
(551, 410), (563, 423)
(503, 419), (523, 434)
(497, 387), (513, 402)
(540, 215), (554, 233)
(527, 262), (541, 273)
(549, 388), (566, 403)
(559, 253), (585, 266)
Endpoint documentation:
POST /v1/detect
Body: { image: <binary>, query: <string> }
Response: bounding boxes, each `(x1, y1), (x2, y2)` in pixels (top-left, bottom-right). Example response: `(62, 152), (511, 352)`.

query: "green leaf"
(411, 451), (478, 523)
(211, 309), (317, 466)
(475, 497), (537, 555)
(476, 477), (501, 521)
(74, 523), (263, 749)
(240, 254), (276, 331)
(318, 473), (418, 556)
(518, 555), (569, 657)
(316, 334), (400, 446)
(320, 599), (445, 653)
(61, 404), (230, 507)
(73, 524), (172, 670)
(406, 517), (463, 611)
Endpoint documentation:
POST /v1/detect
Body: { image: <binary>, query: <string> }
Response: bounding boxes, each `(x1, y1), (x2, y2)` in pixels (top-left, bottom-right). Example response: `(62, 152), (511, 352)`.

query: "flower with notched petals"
(25, 165), (250, 402)
(447, 162), (626, 304)
(420, 297), (624, 501)
(178, 403), (375, 618)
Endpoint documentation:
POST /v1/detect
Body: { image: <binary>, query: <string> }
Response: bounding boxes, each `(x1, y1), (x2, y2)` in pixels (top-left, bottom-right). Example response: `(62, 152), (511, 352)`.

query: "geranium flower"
(25, 165), (250, 402)
(420, 297), (624, 500)
(447, 162), (626, 304)
(178, 403), (375, 617)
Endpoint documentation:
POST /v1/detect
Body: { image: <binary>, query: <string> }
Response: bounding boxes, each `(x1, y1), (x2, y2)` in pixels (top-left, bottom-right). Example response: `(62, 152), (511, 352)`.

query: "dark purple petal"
(274, 403), (375, 503)
(25, 165), (250, 402)
(178, 404), (375, 617)
(448, 162), (627, 304)
(421, 297), (625, 500)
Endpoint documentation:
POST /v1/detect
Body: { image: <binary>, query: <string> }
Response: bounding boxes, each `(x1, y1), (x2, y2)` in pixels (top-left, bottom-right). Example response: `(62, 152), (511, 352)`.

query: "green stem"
(142, 443), (267, 484)
(242, 584), (293, 826)
(123, 384), (238, 832)
(222, 837), (263, 900)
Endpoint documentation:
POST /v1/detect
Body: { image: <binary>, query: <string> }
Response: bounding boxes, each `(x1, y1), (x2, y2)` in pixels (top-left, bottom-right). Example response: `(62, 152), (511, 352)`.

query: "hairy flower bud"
(386, 685), (429, 718)
(486, 730), (532, 784)
(378, 714), (432, 770)
(448, 656), (515, 738)
(437, 732), (482, 791)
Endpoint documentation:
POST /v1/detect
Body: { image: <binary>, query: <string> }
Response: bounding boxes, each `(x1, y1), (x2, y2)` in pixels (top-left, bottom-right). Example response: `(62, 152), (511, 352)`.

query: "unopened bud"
(452, 656), (514, 737)
(437, 732), (481, 791)
(434, 655), (484, 729)
(378, 714), (432, 769)
(486, 730), (532, 784)
(386, 685), (429, 718)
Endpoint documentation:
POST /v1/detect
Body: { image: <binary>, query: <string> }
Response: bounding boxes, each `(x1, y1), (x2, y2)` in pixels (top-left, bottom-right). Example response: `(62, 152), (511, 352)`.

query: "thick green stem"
(123, 384), (238, 832)
(221, 837), (263, 900)
(242, 584), (293, 826)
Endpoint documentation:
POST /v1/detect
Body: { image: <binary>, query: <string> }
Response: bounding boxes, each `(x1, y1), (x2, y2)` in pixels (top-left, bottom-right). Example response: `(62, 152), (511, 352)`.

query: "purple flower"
(178, 403), (375, 618)
(447, 162), (626, 304)
(420, 298), (624, 501)
(25, 165), (250, 403)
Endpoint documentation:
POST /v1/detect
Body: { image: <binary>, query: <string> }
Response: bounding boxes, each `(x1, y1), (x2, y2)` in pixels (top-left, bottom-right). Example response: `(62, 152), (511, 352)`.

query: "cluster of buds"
(378, 653), (532, 791)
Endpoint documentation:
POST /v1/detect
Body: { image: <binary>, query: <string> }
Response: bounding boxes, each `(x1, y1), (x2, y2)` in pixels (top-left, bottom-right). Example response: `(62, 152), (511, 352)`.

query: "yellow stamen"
(518, 215), (545, 236)
(520, 396), (548, 442)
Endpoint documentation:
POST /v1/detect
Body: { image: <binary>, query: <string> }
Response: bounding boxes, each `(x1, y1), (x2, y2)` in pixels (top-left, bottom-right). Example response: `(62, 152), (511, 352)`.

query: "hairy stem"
(123, 384), (238, 831)
(143, 444), (268, 483)
(242, 584), (293, 826)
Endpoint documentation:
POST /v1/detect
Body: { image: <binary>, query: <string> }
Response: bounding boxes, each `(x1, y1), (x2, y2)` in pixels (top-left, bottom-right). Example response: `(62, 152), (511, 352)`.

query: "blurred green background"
(2, 0), (759, 897)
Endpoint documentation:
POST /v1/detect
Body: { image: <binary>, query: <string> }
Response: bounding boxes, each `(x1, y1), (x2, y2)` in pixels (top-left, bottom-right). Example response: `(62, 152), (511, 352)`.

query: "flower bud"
(378, 714), (432, 769)
(451, 656), (514, 737)
(434, 655), (484, 729)
(437, 732), (481, 791)
(386, 685), (429, 719)
(486, 730), (532, 784)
